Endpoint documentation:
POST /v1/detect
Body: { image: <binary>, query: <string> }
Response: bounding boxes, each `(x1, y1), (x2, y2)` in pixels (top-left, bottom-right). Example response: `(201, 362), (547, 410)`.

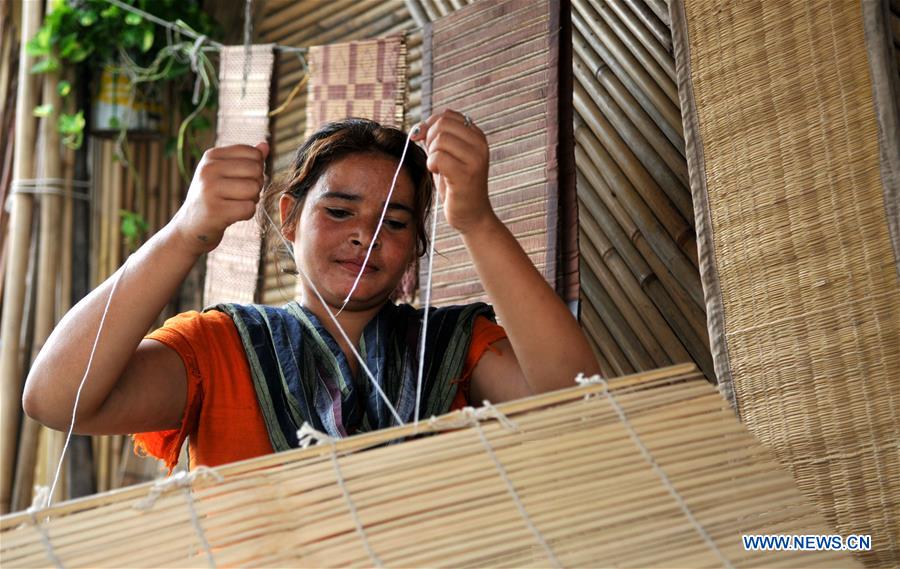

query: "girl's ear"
(279, 194), (298, 242)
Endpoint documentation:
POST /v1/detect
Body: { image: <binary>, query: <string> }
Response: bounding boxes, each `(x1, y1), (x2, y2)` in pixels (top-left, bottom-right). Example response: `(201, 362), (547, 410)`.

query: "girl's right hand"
(170, 142), (269, 256)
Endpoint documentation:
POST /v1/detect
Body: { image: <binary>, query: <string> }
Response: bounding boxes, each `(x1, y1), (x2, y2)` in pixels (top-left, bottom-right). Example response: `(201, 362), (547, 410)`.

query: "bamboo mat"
(203, 45), (275, 307)
(304, 36), (407, 138)
(422, 0), (578, 306)
(671, 0), (900, 566)
(0, 364), (858, 568)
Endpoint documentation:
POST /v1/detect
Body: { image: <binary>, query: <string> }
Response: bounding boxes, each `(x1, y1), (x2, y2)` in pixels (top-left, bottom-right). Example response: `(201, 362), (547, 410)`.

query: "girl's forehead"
(313, 153), (416, 205)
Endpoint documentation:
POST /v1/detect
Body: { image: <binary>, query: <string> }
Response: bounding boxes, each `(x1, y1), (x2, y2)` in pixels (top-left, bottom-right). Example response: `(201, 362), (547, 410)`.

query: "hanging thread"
(466, 406), (562, 568)
(46, 257), (132, 508)
(575, 374), (735, 569)
(296, 423), (384, 568)
(263, 208), (404, 426)
(133, 466), (223, 569)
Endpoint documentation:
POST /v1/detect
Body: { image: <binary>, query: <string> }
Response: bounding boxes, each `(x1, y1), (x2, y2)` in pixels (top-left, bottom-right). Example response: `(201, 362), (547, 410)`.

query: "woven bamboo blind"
(422, 0), (578, 307)
(203, 45), (275, 306)
(0, 365), (858, 568)
(671, 0), (900, 566)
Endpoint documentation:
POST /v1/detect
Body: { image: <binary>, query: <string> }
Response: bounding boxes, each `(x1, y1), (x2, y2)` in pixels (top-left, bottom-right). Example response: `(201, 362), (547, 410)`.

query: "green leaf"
(58, 32), (80, 58)
(57, 80), (72, 97)
(100, 5), (120, 19)
(122, 28), (141, 48)
(33, 104), (54, 118)
(31, 57), (60, 74)
(141, 28), (154, 53)
(109, 116), (121, 130)
(68, 46), (91, 63)
(25, 36), (49, 57)
(164, 137), (177, 158)
(125, 13), (142, 26)
(79, 10), (98, 27)
(58, 111), (85, 135)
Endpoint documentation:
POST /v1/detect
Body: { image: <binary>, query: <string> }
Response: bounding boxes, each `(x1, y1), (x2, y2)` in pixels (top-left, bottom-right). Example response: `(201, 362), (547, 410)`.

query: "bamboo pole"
(0, 0), (41, 515)
(572, 5), (682, 144)
(607, 0), (674, 81)
(574, 118), (702, 294)
(577, 174), (711, 374)
(574, 55), (693, 228)
(581, 231), (671, 367)
(580, 213), (691, 365)
(589, 0), (677, 96)
(621, 0), (672, 53)
(644, 0), (671, 26)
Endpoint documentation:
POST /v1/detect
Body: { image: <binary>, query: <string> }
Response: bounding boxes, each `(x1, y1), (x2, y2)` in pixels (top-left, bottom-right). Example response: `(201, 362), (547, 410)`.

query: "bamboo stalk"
(581, 290), (636, 376)
(574, 55), (693, 228)
(574, 122), (703, 304)
(572, 5), (682, 142)
(621, 0), (672, 53)
(0, 0), (41, 515)
(644, 0), (671, 26)
(581, 231), (671, 367)
(580, 214), (691, 364)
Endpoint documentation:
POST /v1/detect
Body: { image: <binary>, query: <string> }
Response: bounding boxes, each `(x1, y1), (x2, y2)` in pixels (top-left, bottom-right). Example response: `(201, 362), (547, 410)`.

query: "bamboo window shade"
(670, 0), (900, 566)
(0, 365), (859, 568)
(203, 45), (275, 307)
(422, 0), (579, 306)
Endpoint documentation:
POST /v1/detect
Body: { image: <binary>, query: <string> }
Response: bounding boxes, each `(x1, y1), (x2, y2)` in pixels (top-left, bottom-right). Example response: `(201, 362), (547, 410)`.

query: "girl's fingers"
(221, 199), (259, 224)
(426, 150), (468, 182)
(210, 157), (265, 184)
(426, 130), (477, 168)
(216, 178), (264, 202)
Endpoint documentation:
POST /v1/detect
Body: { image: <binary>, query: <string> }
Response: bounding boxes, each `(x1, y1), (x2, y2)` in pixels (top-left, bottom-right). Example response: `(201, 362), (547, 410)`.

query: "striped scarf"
(209, 301), (495, 451)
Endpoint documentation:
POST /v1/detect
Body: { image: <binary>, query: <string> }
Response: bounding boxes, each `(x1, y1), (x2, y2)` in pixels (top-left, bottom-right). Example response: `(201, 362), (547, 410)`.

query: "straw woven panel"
(0, 365), (858, 568)
(670, 0), (900, 566)
(304, 36), (407, 139)
(423, 0), (578, 306)
(203, 45), (275, 307)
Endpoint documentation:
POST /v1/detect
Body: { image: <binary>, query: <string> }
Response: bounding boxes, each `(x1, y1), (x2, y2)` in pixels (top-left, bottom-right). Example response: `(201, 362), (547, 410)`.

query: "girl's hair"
(260, 118), (433, 257)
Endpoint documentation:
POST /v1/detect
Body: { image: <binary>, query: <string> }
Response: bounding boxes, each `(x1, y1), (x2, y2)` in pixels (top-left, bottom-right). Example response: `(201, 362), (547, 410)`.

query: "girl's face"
(281, 152), (418, 312)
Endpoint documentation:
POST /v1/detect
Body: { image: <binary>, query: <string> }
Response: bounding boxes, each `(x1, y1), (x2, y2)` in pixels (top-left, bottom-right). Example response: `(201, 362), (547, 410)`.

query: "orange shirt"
(133, 309), (507, 472)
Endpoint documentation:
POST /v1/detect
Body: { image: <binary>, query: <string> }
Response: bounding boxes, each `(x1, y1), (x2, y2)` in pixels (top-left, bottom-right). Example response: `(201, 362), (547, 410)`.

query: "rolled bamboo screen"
(203, 45), (275, 307)
(0, 365), (859, 568)
(422, 0), (578, 306)
(670, 0), (900, 566)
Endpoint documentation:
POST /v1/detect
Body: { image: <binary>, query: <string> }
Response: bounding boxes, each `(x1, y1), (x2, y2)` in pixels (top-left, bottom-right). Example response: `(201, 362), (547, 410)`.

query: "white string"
(46, 257), (131, 508)
(337, 128), (416, 314)
(133, 466), (223, 569)
(414, 184), (440, 427)
(465, 405), (562, 568)
(263, 208), (404, 426)
(296, 423), (384, 568)
(575, 374), (735, 569)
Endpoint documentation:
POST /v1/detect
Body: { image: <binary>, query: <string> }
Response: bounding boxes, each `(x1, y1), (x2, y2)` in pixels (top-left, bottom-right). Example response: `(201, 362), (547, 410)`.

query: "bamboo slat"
(0, 0), (41, 515)
(571, 2), (682, 143)
(574, 119), (702, 301)
(0, 366), (857, 568)
(574, 55), (692, 226)
(621, 0), (672, 53)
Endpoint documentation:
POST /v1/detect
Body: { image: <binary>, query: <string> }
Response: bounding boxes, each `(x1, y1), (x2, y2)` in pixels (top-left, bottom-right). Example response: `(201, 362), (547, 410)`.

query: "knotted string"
(26, 487), (65, 569)
(575, 374), (734, 569)
(133, 466), (224, 569)
(296, 423), (384, 568)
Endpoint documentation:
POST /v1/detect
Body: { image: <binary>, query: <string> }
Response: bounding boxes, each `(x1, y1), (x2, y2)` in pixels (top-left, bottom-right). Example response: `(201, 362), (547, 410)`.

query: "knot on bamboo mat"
(133, 466), (223, 511)
(426, 401), (519, 432)
(297, 422), (336, 448)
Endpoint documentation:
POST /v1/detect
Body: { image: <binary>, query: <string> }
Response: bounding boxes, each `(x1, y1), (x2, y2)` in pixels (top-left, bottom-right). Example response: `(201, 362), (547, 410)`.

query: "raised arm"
(412, 112), (599, 403)
(23, 143), (268, 434)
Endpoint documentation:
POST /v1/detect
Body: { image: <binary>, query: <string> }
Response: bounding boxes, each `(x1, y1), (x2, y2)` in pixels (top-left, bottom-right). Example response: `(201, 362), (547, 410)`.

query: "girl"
(24, 111), (599, 472)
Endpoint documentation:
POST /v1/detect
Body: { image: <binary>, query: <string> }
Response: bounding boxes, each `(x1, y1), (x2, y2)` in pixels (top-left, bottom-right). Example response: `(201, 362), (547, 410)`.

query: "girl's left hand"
(411, 109), (494, 234)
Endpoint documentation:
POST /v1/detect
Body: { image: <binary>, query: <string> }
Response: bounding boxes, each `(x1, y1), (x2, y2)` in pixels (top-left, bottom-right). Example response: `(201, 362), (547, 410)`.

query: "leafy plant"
(26, 0), (221, 250)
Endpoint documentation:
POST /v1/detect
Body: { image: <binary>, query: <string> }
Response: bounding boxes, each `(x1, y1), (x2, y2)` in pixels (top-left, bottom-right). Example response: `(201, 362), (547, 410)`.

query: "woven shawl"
(211, 301), (494, 451)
